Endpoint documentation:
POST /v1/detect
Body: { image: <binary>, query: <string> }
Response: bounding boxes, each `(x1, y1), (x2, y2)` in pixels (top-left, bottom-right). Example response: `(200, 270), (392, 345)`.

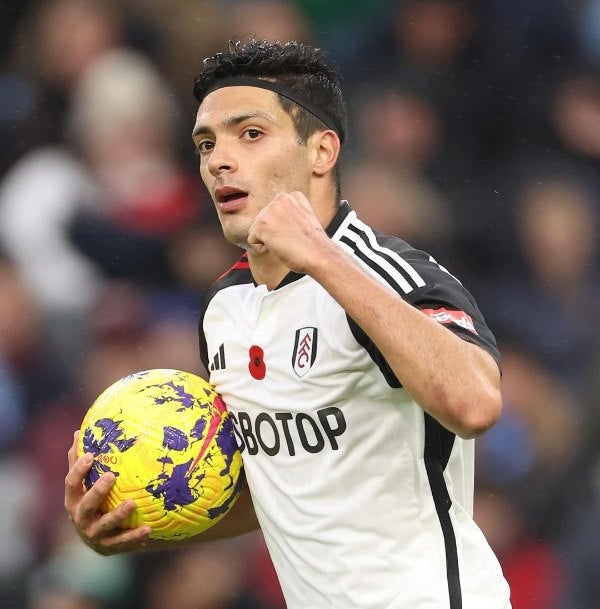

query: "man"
(66, 39), (511, 608)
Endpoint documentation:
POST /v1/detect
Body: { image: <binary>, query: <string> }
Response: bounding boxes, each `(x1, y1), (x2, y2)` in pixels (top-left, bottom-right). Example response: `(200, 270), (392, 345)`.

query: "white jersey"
(200, 202), (511, 609)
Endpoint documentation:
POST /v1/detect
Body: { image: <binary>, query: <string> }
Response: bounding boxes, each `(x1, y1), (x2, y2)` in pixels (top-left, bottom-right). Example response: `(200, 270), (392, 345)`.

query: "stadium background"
(0, 1), (598, 607)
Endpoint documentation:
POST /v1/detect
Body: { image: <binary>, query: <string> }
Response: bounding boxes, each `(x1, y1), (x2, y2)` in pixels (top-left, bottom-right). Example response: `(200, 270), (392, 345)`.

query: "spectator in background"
(551, 70), (600, 163)
(2, 0), (123, 170)
(475, 484), (566, 609)
(476, 172), (600, 396)
(476, 342), (583, 536)
(0, 0), (126, 378)
(342, 159), (455, 260)
(65, 47), (204, 283)
(553, 340), (600, 609)
(356, 0), (495, 177)
(351, 86), (443, 178)
(226, 0), (314, 46)
(292, 0), (393, 75)
(0, 255), (68, 607)
(64, 45), (240, 312)
(0, 254), (68, 413)
(0, 47), (209, 381)
(119, 0), (231, 123)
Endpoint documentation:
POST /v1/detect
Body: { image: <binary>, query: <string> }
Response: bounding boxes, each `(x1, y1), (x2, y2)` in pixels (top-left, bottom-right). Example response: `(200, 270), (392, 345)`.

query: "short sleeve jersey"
(199, 202), (511, 609)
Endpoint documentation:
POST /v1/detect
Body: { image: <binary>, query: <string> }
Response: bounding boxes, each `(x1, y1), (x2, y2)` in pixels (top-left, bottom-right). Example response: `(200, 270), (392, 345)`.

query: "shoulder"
(335, 204), (501, 364)
(332, 206), (458, 296)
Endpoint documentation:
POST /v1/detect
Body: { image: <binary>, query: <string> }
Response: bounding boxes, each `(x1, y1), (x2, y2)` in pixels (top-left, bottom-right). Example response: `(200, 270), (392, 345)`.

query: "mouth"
(214, 187), (249, 211)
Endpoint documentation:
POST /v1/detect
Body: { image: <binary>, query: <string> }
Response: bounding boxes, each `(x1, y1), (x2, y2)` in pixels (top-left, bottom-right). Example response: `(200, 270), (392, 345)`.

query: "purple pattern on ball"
(163, 426), (189, 451)
(146, 459), (198, 510)
(81, 418), (135, 488)
(216, 417), (239, 476)
(191, 417), (208, 440)
(146, 379), (197, 411)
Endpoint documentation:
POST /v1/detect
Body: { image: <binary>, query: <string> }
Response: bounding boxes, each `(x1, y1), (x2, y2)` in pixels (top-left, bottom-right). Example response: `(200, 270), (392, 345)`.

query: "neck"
(248, 251), (291, 291)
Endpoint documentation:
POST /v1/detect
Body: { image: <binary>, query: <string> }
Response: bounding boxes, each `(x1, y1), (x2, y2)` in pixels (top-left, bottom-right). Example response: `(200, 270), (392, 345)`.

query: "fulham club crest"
(292, 327), (318, 377)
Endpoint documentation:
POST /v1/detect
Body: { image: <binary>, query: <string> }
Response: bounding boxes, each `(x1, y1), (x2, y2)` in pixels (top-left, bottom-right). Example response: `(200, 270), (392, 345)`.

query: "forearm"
(307, 245), (502, 438)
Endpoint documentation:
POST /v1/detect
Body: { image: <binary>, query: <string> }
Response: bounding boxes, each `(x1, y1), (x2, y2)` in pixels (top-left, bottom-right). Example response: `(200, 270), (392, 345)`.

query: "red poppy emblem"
(248, 345), (266, 380)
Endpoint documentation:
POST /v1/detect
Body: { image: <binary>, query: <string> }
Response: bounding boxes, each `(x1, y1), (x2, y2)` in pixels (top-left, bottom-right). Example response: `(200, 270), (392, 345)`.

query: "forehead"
(194, 85), (289, 129)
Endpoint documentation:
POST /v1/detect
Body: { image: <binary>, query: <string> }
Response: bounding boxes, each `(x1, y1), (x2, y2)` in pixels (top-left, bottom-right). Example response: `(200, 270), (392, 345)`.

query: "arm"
(65, 432), (260, 556)
(247, 192), (502, 439)
(307, 248), (502, 438)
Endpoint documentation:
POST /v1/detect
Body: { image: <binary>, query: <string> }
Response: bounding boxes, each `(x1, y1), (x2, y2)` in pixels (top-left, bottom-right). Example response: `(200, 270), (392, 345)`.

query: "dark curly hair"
(194, 39), (348, 148)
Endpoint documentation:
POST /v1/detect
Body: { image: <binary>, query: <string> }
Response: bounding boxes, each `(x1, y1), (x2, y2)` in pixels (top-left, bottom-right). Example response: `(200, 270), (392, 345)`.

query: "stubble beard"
(220, 216), (251, 251)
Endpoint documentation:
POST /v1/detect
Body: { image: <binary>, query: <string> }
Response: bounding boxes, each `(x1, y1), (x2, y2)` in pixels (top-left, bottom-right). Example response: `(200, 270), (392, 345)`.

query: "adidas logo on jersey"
(210, 343), (226, 371)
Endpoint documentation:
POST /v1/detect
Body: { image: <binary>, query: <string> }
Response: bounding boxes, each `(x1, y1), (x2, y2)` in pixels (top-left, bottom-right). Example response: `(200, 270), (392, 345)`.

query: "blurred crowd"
(0, 0), (598, 608)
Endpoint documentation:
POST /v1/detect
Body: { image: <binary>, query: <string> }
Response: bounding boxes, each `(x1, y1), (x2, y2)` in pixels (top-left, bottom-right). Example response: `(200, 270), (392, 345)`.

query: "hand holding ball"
(77, 369), (243, 540)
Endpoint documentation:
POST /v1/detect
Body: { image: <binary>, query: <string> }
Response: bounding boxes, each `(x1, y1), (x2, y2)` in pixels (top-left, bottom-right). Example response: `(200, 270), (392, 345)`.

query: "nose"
(207, 139), (238, 177)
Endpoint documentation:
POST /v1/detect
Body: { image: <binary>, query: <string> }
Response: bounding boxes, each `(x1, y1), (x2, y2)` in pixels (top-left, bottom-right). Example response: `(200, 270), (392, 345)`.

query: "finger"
(248, 240), (269, 255)
(76, 471), (116, 524)
(67, 430), (81, 469)
(84, 497), (137, 540)
(92, 523), (153, 556)
(97, 499), (137, 535)
(85, 500), (152, 554)
(64, 451), (93, 510)
(247, 225), (269, 254)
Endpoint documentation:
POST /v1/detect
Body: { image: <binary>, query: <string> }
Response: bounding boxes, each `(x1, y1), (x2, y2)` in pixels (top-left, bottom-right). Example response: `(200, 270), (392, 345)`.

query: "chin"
(222, 229), (249, 250)
(219, 218), (246, 246)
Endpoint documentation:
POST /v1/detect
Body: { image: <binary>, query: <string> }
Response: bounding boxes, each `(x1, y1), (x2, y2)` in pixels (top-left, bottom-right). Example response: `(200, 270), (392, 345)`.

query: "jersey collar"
(325, 200), (351, 238)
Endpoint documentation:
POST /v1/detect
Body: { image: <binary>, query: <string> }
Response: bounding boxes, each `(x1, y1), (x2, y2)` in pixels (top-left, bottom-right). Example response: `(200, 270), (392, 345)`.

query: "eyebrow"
(192, 111), (279, 138)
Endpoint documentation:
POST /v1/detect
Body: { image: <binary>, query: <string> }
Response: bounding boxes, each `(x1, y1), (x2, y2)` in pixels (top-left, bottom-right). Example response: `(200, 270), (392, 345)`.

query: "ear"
(310, 130), (341, 177)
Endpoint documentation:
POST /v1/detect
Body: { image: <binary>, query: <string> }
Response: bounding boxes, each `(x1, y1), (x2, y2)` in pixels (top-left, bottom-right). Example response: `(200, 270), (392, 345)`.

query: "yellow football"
(77, 369), (243, 540)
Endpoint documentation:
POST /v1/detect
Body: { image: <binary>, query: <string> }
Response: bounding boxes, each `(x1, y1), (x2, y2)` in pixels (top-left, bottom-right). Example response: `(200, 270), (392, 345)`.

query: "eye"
(243, 128), (263, 140)
(195, 140), (214, 155)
